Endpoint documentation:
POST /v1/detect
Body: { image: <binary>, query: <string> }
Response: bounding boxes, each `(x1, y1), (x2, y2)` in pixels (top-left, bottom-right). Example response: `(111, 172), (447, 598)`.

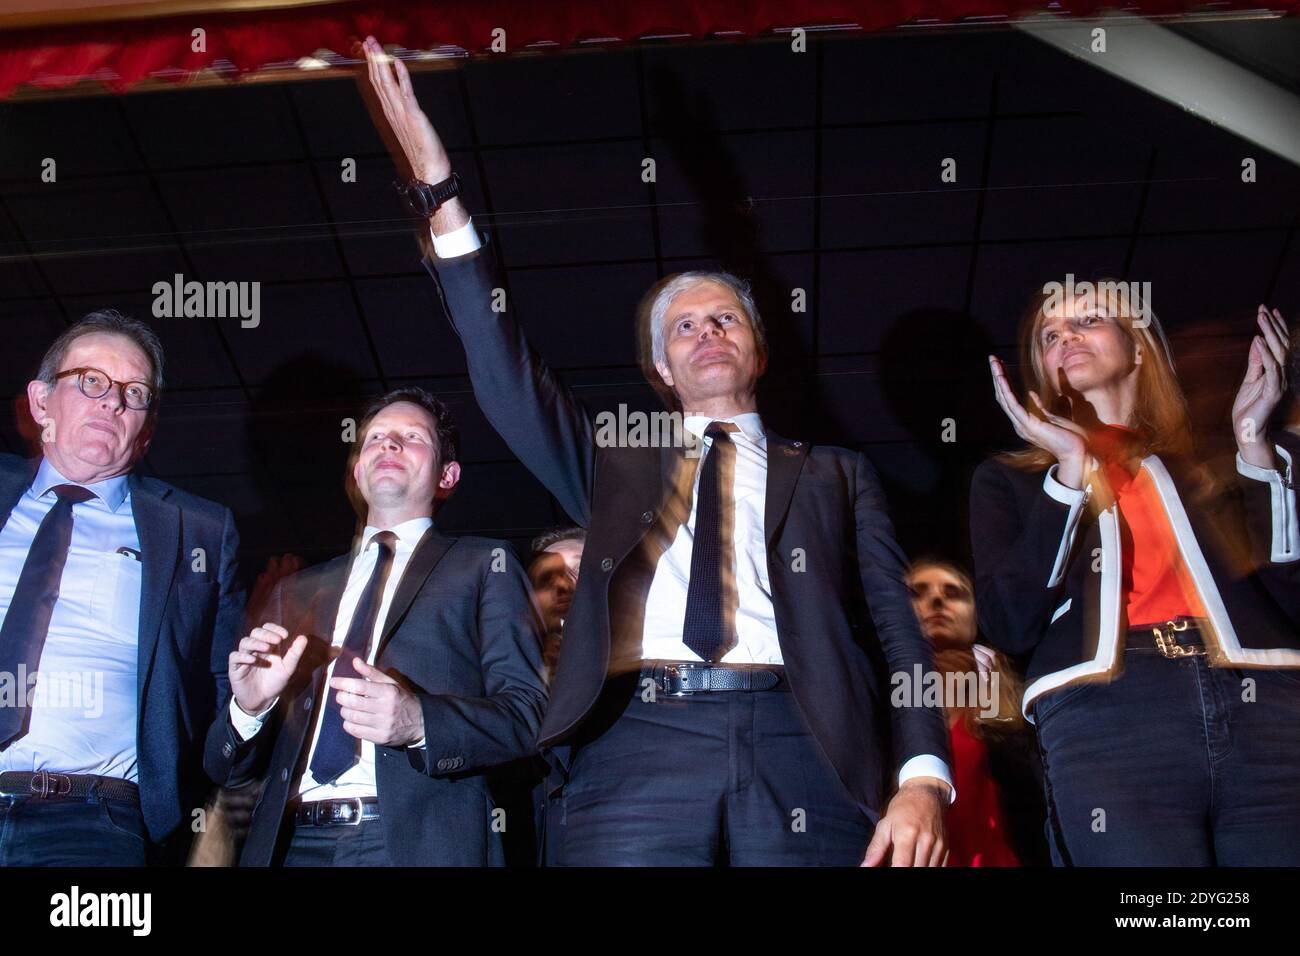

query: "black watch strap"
(395, 172), (461, 218)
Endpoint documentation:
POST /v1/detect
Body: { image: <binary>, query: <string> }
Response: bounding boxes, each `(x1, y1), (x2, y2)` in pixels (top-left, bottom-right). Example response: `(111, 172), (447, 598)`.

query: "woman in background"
(906, 559), (1048, 866)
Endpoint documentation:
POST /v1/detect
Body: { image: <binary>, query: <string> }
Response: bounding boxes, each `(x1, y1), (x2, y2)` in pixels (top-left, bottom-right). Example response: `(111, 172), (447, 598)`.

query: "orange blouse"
(1093, 426), (1206, 626)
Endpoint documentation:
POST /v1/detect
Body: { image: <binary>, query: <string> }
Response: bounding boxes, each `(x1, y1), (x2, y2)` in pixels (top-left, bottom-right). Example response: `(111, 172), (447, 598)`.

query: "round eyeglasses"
(54, 367), (155, 410)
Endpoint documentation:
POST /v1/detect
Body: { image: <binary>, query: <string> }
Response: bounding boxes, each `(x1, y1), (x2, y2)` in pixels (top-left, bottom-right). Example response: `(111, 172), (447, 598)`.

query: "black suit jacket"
(424, 236), (948, 821)
(0, 453), (244, 853)
(206, 527), (548, 866)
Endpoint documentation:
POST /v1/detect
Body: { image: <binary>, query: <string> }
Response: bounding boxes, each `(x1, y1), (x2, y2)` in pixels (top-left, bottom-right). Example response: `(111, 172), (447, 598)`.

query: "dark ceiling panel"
(480, 140), (655, 266)
(0, 95), (139, 179)
(355, 273), (470, 378)
(819, 124), (985, 247)
(821, 32), (994, 124)
(154, 163), (343, 280)
(466, 50), (642, 146)
(220, 279), (379, 385)
(982, 116), (1148, 240)
(653, 130), (816, 257)
(123, 85), (306, 169)
(642, 40), (817, 134)
(504, 260), (657, 368)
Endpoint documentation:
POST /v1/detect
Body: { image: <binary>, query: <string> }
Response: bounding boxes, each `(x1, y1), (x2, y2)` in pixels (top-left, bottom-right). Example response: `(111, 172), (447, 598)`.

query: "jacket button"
(280, 769), (289, 782)
(601, 557), (614, 571)
(436, 758), (449, 771)
(303, 697), (312, 710)
(221, 742), (233, 758)
(641, 510), (654, 523)
(452, 757), (464, 769)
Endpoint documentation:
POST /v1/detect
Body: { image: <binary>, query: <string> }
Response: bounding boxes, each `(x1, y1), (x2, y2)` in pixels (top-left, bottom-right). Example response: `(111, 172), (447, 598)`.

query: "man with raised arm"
(361, 36), (951, 866)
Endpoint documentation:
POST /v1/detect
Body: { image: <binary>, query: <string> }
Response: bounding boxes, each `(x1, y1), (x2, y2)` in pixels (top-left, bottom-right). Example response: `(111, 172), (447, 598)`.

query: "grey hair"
(647, 271), (765, 369)
(37, 309), (165, 400)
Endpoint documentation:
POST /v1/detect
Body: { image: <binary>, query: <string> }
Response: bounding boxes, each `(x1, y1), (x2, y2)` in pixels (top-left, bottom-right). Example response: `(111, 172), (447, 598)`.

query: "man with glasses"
(0, 309), (245, 865)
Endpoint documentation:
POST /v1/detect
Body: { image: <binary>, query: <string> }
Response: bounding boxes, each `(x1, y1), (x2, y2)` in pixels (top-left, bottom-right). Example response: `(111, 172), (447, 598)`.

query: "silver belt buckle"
(660, 663), (698, 697)
(327, 797), (367, 826)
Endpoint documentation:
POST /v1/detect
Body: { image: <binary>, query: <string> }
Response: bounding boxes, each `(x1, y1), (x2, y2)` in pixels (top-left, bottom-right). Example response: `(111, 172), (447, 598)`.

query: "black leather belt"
(639, 662), (788, 696)
(0, 770), (139, 802)
(292, 796), (380, 827)
(1127, 618), (1208, 658)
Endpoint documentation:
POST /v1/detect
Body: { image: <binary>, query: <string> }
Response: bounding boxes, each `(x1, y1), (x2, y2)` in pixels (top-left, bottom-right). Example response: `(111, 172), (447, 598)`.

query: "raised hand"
(988, 355), (1089, 488)
(361, 35), (452, 185)
(229, 623), (308, 716)
(1233, 305), (1290, 469)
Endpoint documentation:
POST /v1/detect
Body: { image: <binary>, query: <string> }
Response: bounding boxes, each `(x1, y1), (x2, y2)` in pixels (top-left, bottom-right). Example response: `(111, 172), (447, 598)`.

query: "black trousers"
(547, 673), (873, 866)
(280, 818), (391, 867)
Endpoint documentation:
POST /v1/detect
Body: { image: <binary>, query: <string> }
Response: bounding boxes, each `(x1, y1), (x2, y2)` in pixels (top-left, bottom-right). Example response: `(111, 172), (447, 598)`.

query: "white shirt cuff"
(898, 754), (956, 804)
(430, 218), (482, 259)
(411, 736), (427, 749)
(228, 696), (276, 743)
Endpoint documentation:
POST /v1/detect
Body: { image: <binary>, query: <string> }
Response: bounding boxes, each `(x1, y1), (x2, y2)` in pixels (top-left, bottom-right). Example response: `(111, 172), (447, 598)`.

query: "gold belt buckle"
(1152, 619), (1205, 658)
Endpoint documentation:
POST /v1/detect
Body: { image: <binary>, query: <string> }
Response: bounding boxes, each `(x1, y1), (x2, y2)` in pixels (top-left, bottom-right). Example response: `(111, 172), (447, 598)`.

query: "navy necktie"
(682, 423), (734, 663)
(309, 530), (397, 785)
(0, 483), (96, 748)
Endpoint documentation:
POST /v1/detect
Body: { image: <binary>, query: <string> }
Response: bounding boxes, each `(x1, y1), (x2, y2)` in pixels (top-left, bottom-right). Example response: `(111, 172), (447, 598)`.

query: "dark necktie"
(309, 530), (397, 785)
(0, 483), (95, 748)
(682, 422), (734, 663)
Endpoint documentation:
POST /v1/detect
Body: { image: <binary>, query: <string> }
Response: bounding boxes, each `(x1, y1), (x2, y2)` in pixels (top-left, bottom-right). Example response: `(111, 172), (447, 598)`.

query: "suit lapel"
(374, 527), (455, 658)
(129, 473), (179, 701)
(764, 427), (809, 546)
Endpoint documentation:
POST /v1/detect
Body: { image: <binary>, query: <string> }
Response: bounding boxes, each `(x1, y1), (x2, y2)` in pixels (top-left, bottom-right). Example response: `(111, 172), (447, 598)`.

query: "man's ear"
(26, 380), (52, 441)
(436, 460), (461, 498)
(654, 360), (674, 389)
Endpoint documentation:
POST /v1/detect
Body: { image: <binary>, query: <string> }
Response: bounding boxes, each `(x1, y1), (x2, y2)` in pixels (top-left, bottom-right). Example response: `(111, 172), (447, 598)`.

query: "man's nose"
(380, 432), (403, 451)
(99, 386), (125, 413)
(698, 318), (724, 338)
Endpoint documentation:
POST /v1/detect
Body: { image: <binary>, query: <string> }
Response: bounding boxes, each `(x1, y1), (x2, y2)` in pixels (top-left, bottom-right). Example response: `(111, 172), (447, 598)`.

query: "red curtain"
(0, 0), (1287, 99)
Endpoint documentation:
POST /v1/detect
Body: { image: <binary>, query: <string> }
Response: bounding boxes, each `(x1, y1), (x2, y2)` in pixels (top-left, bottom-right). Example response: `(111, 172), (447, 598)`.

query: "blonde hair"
(1000, 277), (1193, 472)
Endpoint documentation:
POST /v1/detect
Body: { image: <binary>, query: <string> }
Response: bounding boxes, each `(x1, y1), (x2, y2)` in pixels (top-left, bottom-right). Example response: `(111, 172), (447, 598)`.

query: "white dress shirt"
(0, 459), (141, 780)
(231, 517), (431, 801)
(431, 221), (953, 796)
(641, 414), (781, 663)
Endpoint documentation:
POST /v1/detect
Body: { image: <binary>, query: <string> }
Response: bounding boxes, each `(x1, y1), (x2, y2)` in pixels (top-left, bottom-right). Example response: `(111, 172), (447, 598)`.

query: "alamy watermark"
(1042, 274), (1152, 329)
(152, 273), (260, 328)
(594, 405), (703, 458)
(0, 666), (104, 719)
(890, 664), (1000, 719)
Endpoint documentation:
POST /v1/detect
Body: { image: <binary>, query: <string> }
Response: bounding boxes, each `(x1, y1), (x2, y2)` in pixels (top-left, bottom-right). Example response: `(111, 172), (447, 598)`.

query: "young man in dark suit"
(362, 37), (951, 866)
(206, 387), (547, 866)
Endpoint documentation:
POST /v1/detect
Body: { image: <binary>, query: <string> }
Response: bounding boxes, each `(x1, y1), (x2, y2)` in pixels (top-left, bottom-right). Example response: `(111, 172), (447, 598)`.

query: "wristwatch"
(394, 172), (462, 218)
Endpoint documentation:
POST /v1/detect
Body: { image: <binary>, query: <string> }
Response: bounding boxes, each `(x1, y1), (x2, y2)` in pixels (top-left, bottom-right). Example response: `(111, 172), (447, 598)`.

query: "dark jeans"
(0, 792), (148, 866)
(280, 819), (391, 866)
(548, 674), (873, 866)
(1033, 648), (1300, 866)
